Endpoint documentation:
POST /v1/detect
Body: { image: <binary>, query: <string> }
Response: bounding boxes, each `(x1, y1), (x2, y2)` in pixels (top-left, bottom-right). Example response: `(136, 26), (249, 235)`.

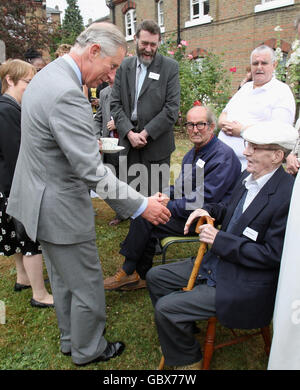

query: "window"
(157, 0), (165, 33)
(255, 0), (294, 13)
(125, 9), (136, 41)
(185, 0), (212, 28)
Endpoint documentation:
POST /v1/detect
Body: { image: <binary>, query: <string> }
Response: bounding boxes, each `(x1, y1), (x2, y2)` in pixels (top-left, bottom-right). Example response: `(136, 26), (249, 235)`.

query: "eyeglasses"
(185, 122), (209, 131)
(243, 140), (280, 153)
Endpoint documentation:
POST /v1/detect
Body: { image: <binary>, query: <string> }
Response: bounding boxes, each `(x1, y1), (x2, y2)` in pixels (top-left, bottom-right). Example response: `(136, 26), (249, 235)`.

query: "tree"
(61, 0), (84, 45)
(0, 0), (60, 59)
(159, 35), (232, 128)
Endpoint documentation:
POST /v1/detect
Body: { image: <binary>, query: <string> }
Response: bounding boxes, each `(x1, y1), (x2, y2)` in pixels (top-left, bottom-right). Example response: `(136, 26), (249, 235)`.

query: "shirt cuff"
(131, 198), (148, 219)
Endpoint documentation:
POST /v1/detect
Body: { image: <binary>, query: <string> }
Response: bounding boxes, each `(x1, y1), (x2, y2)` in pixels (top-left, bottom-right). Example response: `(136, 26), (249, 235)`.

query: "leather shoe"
(75, 341), (125, 366)
(14, 283), (31, 292)
(30, 298), (54, 308)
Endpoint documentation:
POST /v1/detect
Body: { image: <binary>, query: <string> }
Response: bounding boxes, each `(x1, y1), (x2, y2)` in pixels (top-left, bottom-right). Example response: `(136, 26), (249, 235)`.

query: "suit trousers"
(39, 238), (107, 365)
(120, 148), (170, 196)
(146, 259), (216, 366)
(120, 215), (197, 279)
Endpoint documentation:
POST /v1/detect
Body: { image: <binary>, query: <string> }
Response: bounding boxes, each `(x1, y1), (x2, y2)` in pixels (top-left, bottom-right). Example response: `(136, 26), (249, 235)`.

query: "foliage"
(159, 35), (232, 123)
(61, 0), (84, 45)
(0, 0), (60, 59)
(274, 25), (300, 116)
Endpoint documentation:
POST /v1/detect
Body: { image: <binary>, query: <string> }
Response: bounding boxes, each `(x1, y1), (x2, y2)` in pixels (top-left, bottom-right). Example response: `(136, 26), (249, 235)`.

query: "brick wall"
(109, 0), (300, 90)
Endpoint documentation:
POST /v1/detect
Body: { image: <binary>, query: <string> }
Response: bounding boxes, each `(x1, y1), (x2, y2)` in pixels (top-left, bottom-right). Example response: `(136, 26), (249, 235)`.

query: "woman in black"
(0, 59), (53, 308)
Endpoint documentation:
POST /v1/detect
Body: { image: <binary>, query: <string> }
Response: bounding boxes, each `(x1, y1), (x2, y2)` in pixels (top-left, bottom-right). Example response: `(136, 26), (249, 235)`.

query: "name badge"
(196, 159), (205, 169)
(243, 227), (258, 241)
(149, 72), (160, 80)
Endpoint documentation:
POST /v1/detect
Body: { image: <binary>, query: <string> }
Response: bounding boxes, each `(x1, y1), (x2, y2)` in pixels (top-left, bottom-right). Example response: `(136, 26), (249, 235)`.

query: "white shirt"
(218, 77), (296, 170)
(242, 168), (278, 212)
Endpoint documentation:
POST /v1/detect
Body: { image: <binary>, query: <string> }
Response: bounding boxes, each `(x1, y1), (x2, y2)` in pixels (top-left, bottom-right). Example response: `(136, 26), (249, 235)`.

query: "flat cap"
(242, 121), (298, 150)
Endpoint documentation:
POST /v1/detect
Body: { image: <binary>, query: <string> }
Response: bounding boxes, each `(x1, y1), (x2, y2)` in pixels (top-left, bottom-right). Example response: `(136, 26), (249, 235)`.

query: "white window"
(158, 0), (165, 33)
(185, 0), (212, 28)
(255, 0), (294, 13)
(125, 9), (136, 41)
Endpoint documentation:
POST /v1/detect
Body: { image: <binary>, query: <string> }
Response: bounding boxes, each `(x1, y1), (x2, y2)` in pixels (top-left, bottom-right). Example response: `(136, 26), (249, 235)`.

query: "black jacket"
(0, 94), (21, 196)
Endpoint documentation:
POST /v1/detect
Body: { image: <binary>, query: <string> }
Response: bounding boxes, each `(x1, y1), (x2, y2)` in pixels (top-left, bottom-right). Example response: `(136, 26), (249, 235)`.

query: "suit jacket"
(110, 53), (180, 161)
(93, 85), (112, 139)
(0, 95), (21, 196)
(7, 57), (144, 244)
(201, 166), (294, 329)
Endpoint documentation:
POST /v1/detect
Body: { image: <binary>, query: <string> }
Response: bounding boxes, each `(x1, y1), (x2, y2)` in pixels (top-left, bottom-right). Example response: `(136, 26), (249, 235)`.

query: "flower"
(177, 44), (182, 48)
(193, 100), (202, 106)
(229, 67), (236, 73)
(167, 50), (174, 55)
(187, 54), (193, 60)
(274, 26), (283, 32)
(181, 40), (188, 46)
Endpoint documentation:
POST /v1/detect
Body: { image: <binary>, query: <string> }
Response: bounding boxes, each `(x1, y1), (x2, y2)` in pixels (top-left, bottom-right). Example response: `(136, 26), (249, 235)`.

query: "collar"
(243, 167), (279, 190)
(3, 93), (20, 108)
(136, 57), (149, 71)
(62, 54), (82, 85)
(251, 76), (276, 92)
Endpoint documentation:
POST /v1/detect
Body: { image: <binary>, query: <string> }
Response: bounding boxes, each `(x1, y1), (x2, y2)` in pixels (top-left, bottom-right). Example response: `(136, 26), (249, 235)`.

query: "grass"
(0, 132), (270, 371)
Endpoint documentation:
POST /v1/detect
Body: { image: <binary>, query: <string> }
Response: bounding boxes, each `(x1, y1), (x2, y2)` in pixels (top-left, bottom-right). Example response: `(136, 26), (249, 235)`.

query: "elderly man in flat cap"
(146, 121), (298, 369)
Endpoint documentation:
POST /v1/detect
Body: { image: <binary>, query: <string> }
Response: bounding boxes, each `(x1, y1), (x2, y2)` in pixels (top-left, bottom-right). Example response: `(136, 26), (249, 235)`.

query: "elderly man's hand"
(198, 224), (219, 245)
(221, 120), (243, 137)
(153, 192), (170, 207)
(141, 196), (171, 225)
(184, 209), (210, 235)
(127, 130), (147, 149)
(286, 153), (300, 175)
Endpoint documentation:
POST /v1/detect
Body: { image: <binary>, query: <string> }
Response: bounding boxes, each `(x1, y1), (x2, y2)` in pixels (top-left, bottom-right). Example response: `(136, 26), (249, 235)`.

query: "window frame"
(125, 9), (136, 41)
(255, 0), (294, 13)
(185, 0), (212, 29)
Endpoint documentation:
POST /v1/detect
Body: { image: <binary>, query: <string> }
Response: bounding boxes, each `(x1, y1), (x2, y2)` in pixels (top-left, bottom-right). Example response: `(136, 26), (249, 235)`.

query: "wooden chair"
(201, 316), (272, 370)
(159, 235), (199, 264)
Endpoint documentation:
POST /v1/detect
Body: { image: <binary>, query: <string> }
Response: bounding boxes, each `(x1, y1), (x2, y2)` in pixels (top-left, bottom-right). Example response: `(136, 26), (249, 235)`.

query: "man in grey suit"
(7, 22), (171, 366)
(110, 19), (180, 197)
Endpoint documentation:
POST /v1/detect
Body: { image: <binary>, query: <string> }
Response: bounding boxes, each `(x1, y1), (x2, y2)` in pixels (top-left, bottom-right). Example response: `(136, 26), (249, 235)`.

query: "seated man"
(146, 121), (297, 369)
(104, 105), (241, 291)
(218, 45), (295, 171)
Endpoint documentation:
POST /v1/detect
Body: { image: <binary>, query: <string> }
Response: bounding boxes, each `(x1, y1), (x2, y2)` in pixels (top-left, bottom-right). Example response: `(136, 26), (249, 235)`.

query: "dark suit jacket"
(110, 53), (180, 161)
(202, 166), (294, 329)
(0, 95), (21, 196)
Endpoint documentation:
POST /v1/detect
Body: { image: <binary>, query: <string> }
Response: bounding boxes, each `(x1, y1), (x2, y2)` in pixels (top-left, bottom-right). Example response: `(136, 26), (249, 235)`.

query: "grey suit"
(110, 53), (180, 196)
(7, 57), (145, 364)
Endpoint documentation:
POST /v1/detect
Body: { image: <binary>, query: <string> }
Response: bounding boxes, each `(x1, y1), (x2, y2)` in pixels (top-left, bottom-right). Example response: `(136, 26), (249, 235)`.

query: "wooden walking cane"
(158, 215), (215, 370)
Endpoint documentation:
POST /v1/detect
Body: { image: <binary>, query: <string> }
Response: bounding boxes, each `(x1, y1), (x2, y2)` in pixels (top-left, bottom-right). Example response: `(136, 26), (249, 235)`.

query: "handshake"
(141, 192), (171, 226)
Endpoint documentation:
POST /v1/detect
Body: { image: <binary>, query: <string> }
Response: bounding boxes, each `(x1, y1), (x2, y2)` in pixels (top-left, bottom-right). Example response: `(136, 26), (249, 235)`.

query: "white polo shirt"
(218, 77), (296, 170)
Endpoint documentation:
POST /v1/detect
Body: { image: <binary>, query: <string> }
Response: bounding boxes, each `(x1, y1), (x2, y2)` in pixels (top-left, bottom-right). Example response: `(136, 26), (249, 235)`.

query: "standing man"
(218, 45), (295, 170)
(7, 23), (171, 367)
(147, 121), (298, 369)
(110, 19), (180, 196)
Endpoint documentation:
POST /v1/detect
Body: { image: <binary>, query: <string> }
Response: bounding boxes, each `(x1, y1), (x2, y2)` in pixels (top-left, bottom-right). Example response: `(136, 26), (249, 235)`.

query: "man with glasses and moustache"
(103, 105), (241, 291)
(146, 121), (298, 369)
(110, 19), (180, 197)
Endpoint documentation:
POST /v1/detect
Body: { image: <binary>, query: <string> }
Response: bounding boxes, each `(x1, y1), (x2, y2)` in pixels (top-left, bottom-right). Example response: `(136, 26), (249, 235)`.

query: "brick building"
(105, 0), (300, 90)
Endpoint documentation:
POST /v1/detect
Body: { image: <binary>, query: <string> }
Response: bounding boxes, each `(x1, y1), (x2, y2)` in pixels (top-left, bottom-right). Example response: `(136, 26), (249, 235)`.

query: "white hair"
(73, 22), (127, 57)
(250, 45), (276, 64)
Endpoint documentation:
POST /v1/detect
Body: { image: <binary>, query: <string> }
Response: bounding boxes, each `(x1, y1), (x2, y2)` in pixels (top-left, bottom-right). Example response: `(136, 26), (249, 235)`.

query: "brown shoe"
(103, 269), (139, 291)
(120, 278), (147, 291)
(174, 360), (202, 370)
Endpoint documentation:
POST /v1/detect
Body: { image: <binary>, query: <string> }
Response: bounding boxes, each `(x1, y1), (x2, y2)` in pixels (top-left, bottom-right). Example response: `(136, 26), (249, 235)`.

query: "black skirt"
(0, 192), (42, 257)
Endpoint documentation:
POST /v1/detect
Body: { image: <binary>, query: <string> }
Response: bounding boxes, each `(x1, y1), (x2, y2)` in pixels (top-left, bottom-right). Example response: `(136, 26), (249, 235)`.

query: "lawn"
(0, 132), (270, 371)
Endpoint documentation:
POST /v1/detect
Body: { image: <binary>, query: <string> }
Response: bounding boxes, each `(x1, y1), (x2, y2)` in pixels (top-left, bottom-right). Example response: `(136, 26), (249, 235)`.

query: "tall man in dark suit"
(110, 19), (180, 196)
(146, 121), (298, 369)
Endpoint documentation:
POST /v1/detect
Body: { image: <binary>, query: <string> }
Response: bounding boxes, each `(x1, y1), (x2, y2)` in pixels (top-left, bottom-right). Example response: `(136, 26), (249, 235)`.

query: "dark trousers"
(146, 259), (216, 366)
(119, 215), (197, 279)
(119, 148), (170, 196)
